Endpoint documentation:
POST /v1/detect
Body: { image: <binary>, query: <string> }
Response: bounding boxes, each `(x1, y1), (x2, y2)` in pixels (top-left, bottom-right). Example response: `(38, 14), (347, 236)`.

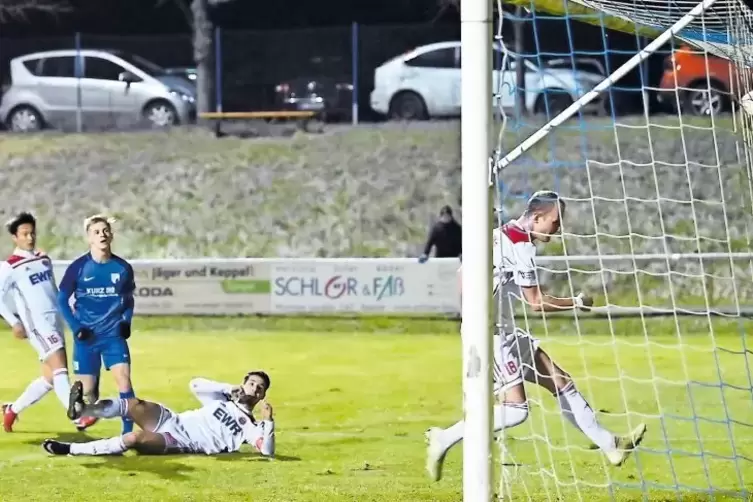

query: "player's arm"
(189, 378), (235, 405)
(515, 244), (592, 312)
(520, 285), (590, 312)
(121, 262), (136, 324)
(117, 261), (136, 340)
(249, 401), (275, 457)
(0, 263), (22, 334)
(57, 260), (83, 335)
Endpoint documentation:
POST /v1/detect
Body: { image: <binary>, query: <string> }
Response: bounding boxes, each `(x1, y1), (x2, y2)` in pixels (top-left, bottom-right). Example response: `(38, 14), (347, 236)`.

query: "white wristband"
(573, 293), (584, 308)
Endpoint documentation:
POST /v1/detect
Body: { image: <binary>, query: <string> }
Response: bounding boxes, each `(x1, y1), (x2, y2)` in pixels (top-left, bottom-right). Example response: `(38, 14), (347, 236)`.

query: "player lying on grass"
(425, 190), (647, 481)
(42, 371), (275, 457)
(0, 212), (96, 432)
(57, 215), (137, 434)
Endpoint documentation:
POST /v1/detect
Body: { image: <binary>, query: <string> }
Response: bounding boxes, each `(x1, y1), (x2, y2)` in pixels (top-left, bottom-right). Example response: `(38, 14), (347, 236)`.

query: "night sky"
(0, 0), (459, 37)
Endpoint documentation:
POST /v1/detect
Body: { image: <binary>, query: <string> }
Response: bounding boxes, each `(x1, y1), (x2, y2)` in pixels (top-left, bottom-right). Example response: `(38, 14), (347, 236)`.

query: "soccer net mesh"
(490, 0), (753, 499)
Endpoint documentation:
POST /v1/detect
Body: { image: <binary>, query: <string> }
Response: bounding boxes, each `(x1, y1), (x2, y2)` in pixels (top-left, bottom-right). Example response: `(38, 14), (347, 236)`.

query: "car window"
(39, 56), (76, 78)
(406, 48), (457, 69)
(112, 52), (164, 76)
(22, 58), (43, 76)
(85, 57), (127, 81)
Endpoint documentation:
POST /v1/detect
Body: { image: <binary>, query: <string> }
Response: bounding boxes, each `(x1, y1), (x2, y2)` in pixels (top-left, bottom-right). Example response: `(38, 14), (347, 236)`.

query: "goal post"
(460, 0), (493, 501)
(461, 0), (753, 499)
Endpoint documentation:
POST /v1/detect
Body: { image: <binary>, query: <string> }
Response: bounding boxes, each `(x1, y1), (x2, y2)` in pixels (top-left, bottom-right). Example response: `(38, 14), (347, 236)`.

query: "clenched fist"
(577, 293), (594, 312)
(260, 401), (274, 420)
(12, 323), (26, 340)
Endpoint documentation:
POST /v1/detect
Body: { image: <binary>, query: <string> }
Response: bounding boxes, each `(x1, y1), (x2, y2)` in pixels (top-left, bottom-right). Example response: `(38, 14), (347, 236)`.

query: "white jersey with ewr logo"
(0, 248), (64, 361)
(492, 222), (538, 334)
(154, 378), (275, 455)
(173, 401), (262, 454)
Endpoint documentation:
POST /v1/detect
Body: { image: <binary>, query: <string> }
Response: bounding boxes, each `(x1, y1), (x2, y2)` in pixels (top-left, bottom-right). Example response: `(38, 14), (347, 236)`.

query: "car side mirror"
(118, 71), (138, 87)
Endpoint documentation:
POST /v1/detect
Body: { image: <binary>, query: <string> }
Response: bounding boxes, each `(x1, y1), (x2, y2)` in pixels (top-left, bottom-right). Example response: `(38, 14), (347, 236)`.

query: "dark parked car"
(164, 67), (197, 83)
(274, 76), (353, 122)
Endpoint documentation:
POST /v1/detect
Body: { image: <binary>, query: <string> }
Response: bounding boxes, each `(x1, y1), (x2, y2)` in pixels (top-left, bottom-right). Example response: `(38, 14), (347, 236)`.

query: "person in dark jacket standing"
(419, 206), (462, 263)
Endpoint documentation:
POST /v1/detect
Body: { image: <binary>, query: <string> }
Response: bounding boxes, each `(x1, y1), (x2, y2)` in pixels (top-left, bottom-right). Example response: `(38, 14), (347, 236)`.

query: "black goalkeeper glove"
(119, 322), (131, 340)
(76, 327), (94, 341)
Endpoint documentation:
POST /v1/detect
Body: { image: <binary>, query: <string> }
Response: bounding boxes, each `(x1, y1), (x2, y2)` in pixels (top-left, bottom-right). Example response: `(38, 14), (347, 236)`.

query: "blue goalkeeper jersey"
(57, 253), (135, 337)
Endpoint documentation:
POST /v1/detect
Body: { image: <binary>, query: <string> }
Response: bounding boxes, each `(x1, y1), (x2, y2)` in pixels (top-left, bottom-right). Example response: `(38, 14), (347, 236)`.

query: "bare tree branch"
(155, 0), (193, 28)
(437, 0), (459, 10)
(0, 0), (71, 23)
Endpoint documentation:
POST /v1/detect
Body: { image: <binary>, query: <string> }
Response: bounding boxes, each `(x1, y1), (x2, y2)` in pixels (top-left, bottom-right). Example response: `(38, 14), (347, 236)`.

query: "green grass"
(0, 316), (750, 501)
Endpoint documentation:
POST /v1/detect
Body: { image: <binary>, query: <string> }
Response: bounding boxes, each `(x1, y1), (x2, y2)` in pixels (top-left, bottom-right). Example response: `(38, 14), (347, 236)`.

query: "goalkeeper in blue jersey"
(57, 215), (137, 434)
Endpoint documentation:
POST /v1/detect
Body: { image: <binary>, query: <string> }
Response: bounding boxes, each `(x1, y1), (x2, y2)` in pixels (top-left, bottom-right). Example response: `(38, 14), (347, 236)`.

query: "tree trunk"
(191, 0), (214, 121)
(513, 6), (526, 117)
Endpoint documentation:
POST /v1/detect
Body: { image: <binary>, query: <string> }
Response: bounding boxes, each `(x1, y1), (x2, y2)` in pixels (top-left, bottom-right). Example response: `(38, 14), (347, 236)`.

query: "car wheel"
(683, 82), (727, 116)
(7, 105), (43, 132)
(143, 101), (178, 128)
(389, 92), (427, 121)
(535, 92), (573, 116)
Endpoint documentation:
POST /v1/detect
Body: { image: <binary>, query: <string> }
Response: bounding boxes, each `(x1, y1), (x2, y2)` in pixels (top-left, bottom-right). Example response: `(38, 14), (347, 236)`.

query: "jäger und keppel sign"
(49, 258), (461, 316)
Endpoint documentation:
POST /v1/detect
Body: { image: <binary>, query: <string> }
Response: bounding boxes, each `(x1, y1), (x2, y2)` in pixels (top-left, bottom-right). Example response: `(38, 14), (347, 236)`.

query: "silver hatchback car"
(0, 49), (196, 132)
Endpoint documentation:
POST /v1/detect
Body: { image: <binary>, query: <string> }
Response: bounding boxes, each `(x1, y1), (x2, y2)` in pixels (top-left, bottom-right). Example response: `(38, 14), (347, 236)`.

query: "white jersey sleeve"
(493, 223), (538, 289)
(246, 418), (276, 457)
(0, 262), (19, 327)
(188, 378), (233, 406)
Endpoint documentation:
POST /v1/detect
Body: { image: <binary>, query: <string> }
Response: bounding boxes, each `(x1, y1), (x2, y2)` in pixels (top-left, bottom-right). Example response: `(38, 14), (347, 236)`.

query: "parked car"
(0, 49), (196, 132)
(164, 66), (197, 83)
(657, 45), (747, 116)
(274, 76), (353, 122)
(369, 41), (606, 120)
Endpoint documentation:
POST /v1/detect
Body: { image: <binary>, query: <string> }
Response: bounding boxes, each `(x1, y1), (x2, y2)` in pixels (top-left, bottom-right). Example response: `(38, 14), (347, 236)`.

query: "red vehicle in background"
(657, 45), (748, 116)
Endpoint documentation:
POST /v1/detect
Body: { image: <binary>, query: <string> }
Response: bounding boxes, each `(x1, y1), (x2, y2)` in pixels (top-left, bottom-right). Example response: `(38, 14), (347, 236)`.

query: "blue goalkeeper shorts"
(72, 331), (131, 376)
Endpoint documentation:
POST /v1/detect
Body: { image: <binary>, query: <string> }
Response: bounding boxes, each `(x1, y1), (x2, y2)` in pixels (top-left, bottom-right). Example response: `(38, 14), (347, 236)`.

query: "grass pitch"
(0, 316), (750, 502)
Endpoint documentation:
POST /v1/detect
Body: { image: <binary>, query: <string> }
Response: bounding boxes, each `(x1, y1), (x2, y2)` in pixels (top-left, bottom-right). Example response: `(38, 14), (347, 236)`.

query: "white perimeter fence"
(49, 253), (753, 318)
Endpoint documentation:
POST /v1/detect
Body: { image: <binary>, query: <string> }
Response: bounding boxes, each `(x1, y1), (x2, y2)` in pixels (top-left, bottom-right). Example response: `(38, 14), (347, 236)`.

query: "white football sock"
(440, 402), (529, 450)
(51, 368), (71, 409)
(70, 436), (128, 456)
(85, 398), (128, 419)
(557, 381), (616, 452)
(10, 377), (52, 414)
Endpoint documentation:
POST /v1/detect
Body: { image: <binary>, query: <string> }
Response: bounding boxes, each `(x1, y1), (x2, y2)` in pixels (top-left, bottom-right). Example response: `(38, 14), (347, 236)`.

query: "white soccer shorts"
(26, 326), (65, 362)
(152, 405), (196, 454)
(492, 328), (540, 394)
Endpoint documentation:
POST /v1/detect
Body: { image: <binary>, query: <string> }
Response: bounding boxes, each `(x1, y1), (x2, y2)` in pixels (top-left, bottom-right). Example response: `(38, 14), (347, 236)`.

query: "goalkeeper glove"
(76, 327), (94, 341)
(119, 322), (131, 340)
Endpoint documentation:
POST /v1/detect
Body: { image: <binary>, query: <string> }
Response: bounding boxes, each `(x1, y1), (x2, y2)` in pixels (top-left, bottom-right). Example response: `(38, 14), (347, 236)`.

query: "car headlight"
(170, 90), (195, 103)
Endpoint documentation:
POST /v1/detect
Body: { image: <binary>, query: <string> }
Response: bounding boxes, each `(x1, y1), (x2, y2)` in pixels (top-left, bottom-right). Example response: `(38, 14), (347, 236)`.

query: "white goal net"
(479, 0), (753, 500)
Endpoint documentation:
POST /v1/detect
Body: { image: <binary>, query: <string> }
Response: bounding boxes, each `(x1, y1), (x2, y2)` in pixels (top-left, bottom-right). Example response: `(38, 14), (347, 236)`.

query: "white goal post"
(460, 0), (753, 499)
(460, 0), (493, 500)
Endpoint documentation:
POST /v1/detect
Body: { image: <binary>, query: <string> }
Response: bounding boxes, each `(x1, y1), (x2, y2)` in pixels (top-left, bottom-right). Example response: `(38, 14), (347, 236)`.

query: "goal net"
(484, 0), (753, 500)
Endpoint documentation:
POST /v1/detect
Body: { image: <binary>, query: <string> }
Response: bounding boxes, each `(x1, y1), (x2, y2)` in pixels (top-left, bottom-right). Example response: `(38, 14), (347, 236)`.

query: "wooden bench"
(199, 111), (318, 137)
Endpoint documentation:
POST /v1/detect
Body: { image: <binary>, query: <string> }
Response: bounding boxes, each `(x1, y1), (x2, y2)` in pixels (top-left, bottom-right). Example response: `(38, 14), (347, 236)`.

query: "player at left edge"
(0, 212), (96, 432)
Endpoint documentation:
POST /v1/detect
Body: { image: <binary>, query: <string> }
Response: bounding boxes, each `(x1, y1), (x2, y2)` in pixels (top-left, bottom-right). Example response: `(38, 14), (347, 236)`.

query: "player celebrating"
(42, 371), (275, 457)
(0, 212), (96, 432)
(425, 190), (647, 481)
(57, 214), (137, 434)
